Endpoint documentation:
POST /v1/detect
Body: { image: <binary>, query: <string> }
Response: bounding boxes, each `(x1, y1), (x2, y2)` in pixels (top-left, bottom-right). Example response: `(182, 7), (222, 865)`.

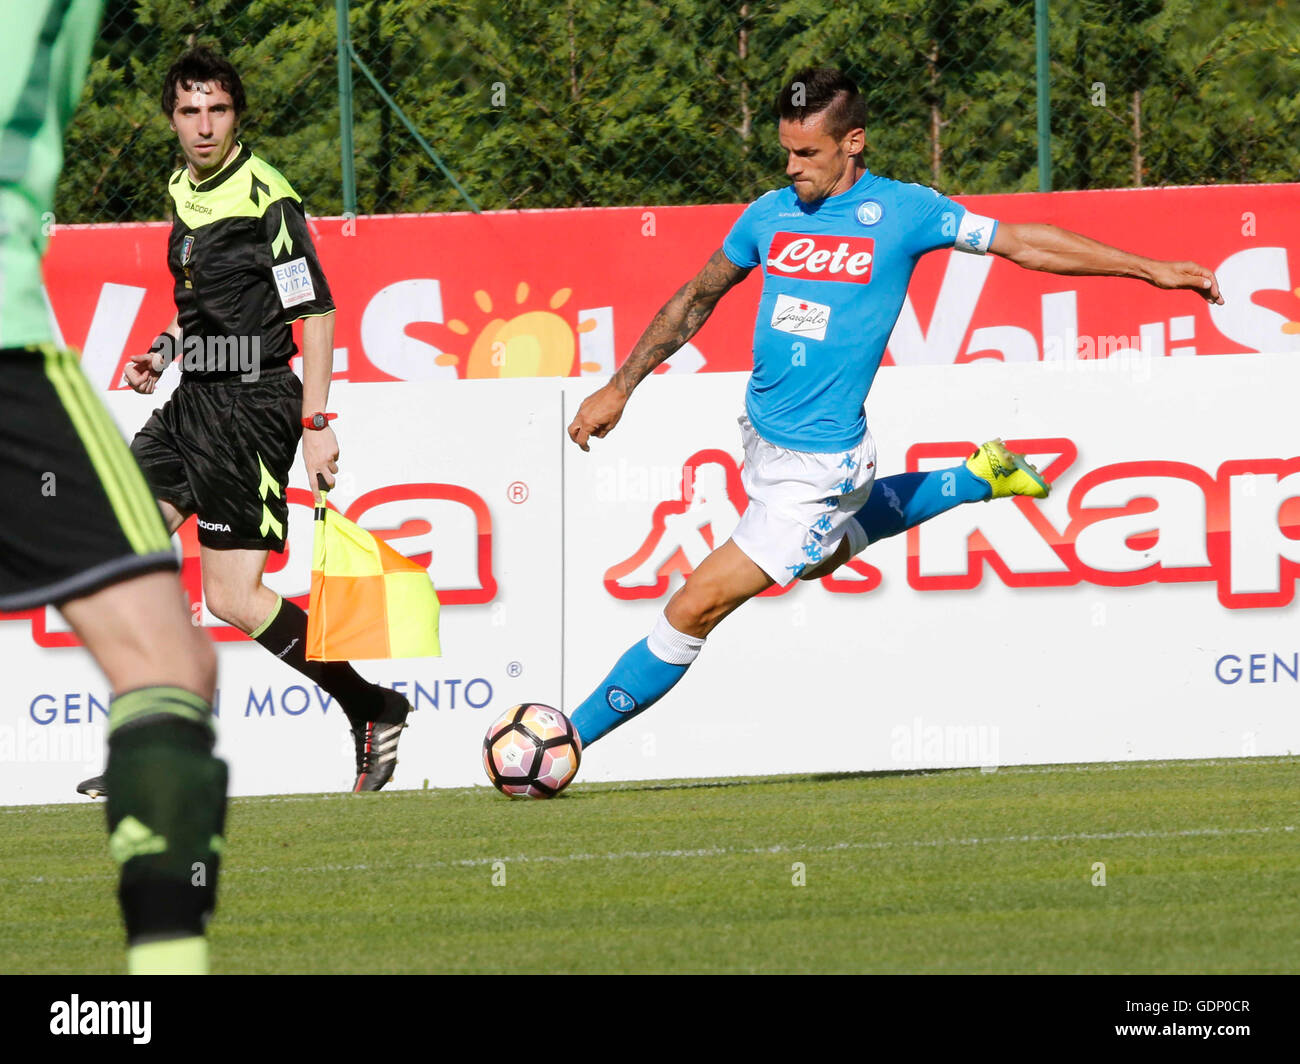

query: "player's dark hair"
(776, 68), (866, 141)
(161, 47), (246, 116)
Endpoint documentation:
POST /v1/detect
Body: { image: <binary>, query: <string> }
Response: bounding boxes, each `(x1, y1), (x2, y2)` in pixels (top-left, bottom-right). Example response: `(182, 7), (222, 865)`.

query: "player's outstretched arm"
(990, 222), (1223, 304)
(568, 248), (751, 451)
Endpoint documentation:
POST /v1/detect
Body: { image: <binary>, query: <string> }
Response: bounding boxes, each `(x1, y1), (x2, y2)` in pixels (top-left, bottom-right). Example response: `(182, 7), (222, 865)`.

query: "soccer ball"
(482, 703), (582, 799)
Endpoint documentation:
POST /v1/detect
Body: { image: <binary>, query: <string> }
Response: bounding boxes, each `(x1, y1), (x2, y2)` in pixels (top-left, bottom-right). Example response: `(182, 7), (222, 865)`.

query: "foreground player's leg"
(62, 573), (227, 977)
(570, 540), (772, 746)
(850, 438), (1050, 546)
(201, 547), (409, 791)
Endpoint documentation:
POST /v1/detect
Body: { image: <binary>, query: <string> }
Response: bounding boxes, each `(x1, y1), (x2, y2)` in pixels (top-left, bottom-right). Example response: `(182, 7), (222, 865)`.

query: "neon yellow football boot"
(965, 439), (1051, 499)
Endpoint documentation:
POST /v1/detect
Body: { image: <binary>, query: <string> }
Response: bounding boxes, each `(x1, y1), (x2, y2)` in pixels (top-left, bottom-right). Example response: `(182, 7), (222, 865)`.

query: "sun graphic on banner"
(1283, 288), (1300, 335)
(434, 282), (603, 378)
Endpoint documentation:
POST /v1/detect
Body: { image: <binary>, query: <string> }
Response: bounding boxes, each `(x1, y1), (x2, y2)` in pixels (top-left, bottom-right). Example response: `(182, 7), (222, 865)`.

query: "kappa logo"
(606, 686), (637, 713)
(961, 225), (987, 253)
(603, 449), (881, 601)
(603, 438), (1300, 610)
(906, 438), (1300, 610)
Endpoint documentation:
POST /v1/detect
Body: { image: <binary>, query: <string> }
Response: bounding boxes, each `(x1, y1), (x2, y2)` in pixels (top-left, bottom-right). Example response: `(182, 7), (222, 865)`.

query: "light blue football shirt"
(723, 171), (996, 452)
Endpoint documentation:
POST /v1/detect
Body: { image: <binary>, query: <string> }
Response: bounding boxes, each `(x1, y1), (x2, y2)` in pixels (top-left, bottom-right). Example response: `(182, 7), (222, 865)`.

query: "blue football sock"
(571, 634), (697, 747)
(852, 465), (989, 545)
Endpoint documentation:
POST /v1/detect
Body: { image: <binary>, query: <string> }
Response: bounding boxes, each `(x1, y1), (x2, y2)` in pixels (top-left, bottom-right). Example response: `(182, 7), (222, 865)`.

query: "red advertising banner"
(43, 183), (1300, 391)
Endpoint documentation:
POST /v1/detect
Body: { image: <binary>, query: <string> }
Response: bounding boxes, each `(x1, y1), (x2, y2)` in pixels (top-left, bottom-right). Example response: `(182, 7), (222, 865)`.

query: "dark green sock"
(105, 687), (227, 952)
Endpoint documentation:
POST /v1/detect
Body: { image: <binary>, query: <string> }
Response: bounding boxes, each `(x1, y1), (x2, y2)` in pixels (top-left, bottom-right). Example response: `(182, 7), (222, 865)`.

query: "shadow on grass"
(578, 765), (978, 797)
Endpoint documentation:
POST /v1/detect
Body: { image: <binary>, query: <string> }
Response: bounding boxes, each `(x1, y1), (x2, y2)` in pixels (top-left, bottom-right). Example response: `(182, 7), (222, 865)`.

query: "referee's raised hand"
(123, 351), (164, 394)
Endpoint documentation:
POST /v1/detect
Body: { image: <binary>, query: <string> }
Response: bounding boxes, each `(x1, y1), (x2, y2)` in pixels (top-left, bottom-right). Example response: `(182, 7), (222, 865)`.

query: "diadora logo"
(606, 686), (637, 713)
(183, 200), (212, 215)
(603, 441), (1300, 610)
(7, 482), (498, 648)
(766, 233), (874, 282)
(196, 518), (232, 532)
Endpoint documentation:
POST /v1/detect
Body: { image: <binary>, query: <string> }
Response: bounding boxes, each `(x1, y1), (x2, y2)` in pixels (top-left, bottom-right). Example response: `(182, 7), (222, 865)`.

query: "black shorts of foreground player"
(78, 47), (408, 798)
(564, 66), (1223, 752)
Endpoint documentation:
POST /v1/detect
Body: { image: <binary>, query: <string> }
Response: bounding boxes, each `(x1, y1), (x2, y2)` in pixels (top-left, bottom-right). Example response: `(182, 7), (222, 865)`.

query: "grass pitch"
(1, 756), (1296, 974)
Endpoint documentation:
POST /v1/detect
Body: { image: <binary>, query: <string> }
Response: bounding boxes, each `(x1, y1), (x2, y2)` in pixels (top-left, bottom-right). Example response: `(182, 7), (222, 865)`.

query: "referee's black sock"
(251, 596), (406, 727)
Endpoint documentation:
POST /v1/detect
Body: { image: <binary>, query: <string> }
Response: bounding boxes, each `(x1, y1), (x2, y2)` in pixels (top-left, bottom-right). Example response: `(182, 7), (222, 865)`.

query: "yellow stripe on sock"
(128, 936), (209, 975)
(108, 686), (213, 738)
(248, 594), (283, 640)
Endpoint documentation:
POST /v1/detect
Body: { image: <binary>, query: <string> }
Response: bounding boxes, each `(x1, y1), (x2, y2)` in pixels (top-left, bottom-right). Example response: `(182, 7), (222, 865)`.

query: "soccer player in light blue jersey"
(566, 68), (1223, 752)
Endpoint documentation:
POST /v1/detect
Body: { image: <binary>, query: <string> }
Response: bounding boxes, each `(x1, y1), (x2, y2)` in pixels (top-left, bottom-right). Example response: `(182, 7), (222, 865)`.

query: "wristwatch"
(302, 412), (337, 430)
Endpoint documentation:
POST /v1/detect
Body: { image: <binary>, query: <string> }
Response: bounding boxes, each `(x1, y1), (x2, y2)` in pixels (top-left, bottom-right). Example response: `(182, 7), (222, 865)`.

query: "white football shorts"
(731, 415), (877, 586)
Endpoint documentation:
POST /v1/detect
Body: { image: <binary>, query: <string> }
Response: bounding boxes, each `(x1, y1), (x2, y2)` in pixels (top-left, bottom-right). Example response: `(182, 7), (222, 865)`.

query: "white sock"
(646, 612), (705, 665)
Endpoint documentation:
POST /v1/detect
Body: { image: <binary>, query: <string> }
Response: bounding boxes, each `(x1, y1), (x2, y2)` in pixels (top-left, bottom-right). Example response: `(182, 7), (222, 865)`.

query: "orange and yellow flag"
(306, 494), (441, 662)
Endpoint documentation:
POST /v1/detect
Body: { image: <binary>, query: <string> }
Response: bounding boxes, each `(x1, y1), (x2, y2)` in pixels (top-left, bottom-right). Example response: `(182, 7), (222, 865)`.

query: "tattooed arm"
(568, 248), (752, 451)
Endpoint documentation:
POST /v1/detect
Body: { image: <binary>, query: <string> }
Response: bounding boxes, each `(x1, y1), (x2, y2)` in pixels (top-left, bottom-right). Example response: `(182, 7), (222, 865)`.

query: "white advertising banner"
(562, 354), (1300, 784)
(3, 355), (1297, 804)
(1, 379), (563, 805)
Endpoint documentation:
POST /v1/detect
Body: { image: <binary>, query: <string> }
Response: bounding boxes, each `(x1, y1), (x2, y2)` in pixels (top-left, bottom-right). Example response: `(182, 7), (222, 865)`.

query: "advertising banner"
(42, 184), (1300, 394)
(1, 379), (562, 804)
(561, 356), (1300, 784)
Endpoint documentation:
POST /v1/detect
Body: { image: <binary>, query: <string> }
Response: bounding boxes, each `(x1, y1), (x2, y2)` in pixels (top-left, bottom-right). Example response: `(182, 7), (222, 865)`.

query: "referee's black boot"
(76, 773), (107, 799)
(351, 689), (411, 792)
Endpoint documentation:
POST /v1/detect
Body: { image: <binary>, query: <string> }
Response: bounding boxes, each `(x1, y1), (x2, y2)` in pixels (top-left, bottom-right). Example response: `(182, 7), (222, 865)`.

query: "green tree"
(56, 0), (1300, 221)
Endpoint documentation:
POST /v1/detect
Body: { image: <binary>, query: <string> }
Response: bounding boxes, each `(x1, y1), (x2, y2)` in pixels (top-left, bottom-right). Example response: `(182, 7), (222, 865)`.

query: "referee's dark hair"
(161, 47), (247, 117)
(776, 68), (866, 141)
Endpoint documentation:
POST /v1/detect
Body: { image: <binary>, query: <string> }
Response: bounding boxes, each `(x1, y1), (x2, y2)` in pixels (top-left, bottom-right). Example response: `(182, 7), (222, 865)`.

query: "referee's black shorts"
(131, 366), (302, 552)
(0, 346), (176, 611)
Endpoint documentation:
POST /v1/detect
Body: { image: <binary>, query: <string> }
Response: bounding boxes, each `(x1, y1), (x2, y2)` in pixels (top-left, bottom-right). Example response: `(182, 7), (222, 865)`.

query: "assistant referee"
(81, 47), (410, 797)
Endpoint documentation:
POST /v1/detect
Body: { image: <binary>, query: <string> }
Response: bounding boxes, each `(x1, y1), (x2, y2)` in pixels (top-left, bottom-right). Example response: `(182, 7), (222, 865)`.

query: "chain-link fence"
(61, 0), (1300, 224)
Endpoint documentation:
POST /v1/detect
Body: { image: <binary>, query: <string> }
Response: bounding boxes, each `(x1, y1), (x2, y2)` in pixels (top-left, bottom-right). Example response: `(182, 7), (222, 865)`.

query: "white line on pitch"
(429, 824), (1298, 870)
(9, 824), (1293, 886)
(222, 823), (1300, 877)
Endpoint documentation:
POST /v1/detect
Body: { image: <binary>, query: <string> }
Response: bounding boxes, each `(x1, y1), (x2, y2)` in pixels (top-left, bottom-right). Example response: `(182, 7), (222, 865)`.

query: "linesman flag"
(306, 490), (440, 661)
